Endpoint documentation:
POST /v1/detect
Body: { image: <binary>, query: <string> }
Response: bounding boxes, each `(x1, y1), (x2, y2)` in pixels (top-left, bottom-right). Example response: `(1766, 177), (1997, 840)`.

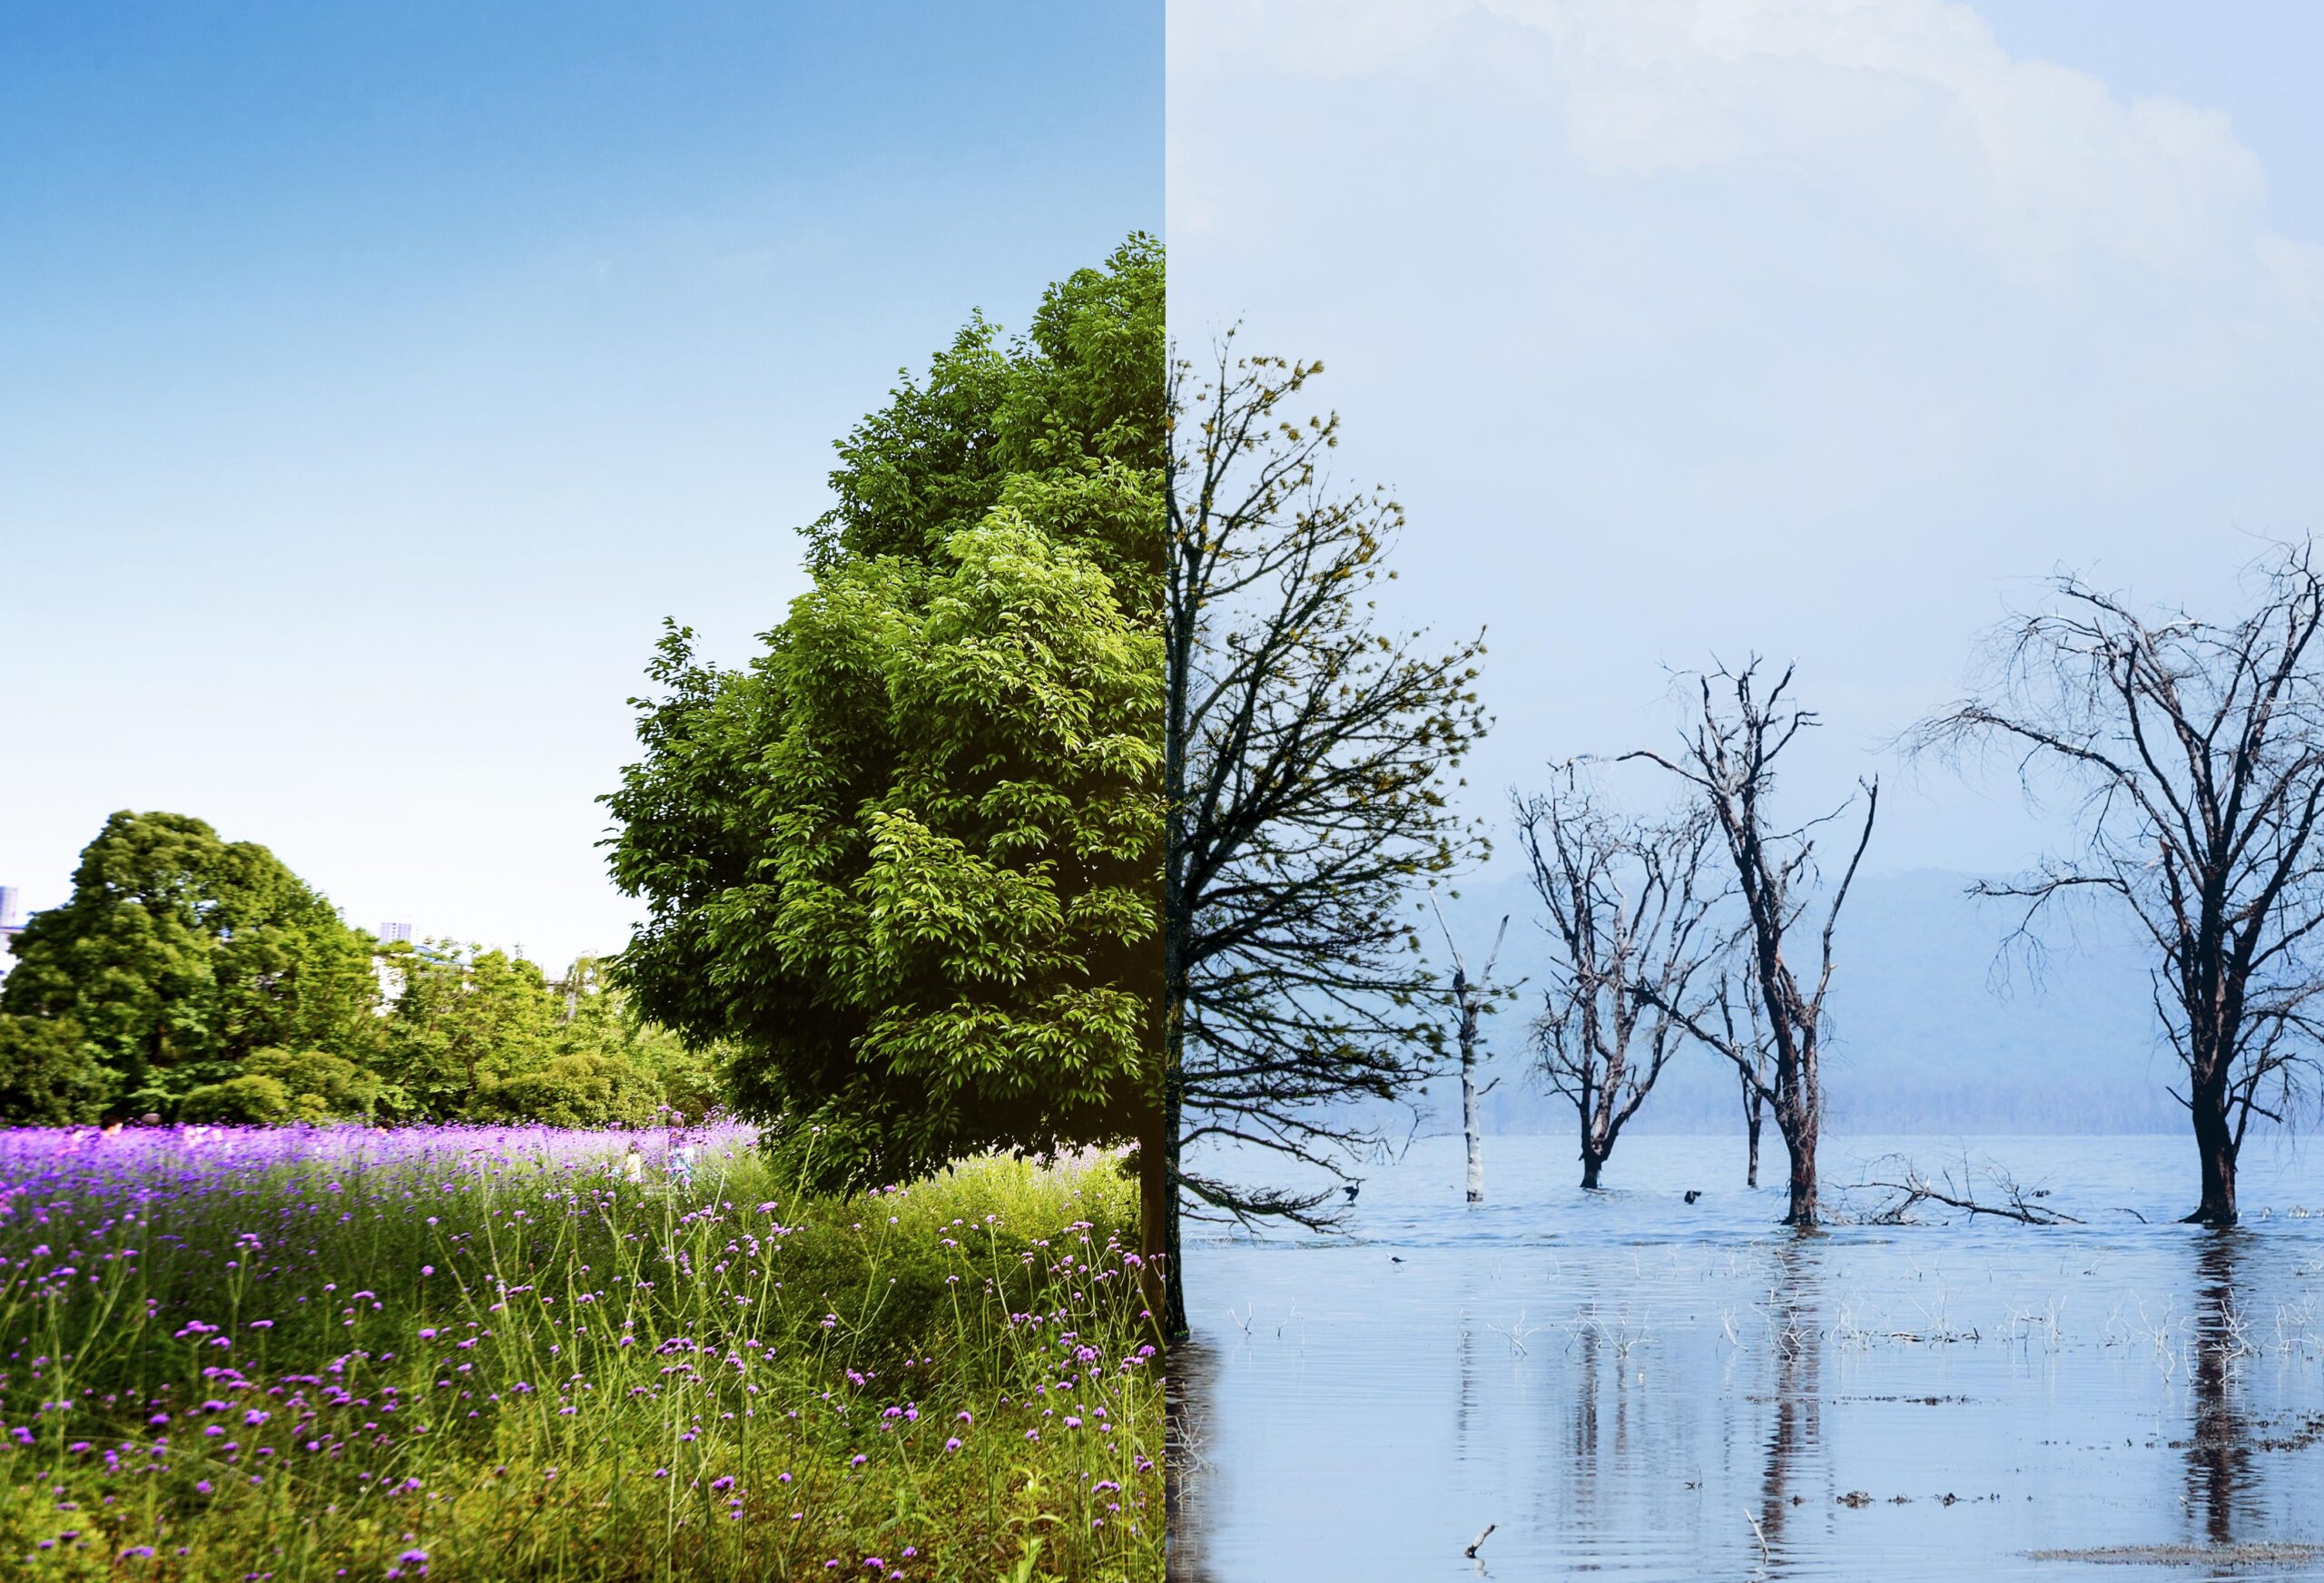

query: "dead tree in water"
(1513, 770), (1720, 1190)
(1433, 902), (1512, 1204)
(1718, 980), (1769, 1188)
(1912, 546), (2324, 1227)
(1628, 661), (1878, 1227)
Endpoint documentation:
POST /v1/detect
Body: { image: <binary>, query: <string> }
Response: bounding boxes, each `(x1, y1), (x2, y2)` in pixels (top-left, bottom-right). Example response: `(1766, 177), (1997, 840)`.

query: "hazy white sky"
(1168, 0), (2324, 879)
(15, 2), (2324, 968)
(1, 4), (1159, 968)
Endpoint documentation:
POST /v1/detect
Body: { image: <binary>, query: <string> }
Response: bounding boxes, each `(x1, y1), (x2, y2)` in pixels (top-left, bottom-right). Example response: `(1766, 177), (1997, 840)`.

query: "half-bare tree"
(1628, 661), (1878, 1226)
(1431, 901), (1512, 1204)
(1512, 770), (1720, 1189)
(1163, 340), (1491, 1336)
(1911, 547), (2324, 1225)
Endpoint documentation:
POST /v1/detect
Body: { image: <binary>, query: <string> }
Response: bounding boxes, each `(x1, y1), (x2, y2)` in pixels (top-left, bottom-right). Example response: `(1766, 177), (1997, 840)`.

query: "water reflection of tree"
(1167, 1337), (1222, 1583)
(1757, 1236), (1825, 1572)
(2185, 1231), (2254, 1548)
(1567, 1313), (1602, 1528)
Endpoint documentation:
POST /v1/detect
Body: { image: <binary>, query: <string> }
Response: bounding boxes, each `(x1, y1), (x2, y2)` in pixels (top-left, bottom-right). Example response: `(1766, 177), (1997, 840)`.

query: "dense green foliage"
(605, 237), (1166, 1192)
(0, 1136), (1158, 1579)
(0, 811), (377, 1116)
(373, 942), (562, 1118)
(472, 1052), (662, 1127)
(0, 818), (722, 1127)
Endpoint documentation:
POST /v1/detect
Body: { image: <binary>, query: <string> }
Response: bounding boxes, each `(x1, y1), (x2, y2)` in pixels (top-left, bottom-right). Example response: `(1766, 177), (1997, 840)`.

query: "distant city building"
(379, 921), (413, 943)
(0, 886), (25, 982)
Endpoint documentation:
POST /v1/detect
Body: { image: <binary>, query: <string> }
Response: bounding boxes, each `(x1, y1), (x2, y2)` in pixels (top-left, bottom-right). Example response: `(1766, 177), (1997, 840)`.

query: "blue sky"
(1, 3), (1160, 965)
(1169, 0), (2324, 883)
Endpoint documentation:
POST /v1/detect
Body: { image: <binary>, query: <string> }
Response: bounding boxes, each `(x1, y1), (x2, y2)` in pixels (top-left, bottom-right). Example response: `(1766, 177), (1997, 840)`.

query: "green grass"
(0, 1127), (1161, 1580)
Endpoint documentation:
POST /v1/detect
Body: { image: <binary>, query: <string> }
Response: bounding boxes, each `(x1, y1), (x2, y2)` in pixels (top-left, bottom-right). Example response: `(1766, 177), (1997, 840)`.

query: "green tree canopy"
(0, 811), (378, 1115)
(375, 942), (563, 1120)
(552, 956), (727, 1121)
(0, 1014), (112, 1124)
(605, 235), (1164, 1196)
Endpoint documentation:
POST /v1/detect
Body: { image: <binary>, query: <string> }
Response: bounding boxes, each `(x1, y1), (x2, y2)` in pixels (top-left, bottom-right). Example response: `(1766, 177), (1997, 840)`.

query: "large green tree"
(373, 941), (566, 1120)
(0, 811), (378, 1116)
(605, 238), (1165, 1256)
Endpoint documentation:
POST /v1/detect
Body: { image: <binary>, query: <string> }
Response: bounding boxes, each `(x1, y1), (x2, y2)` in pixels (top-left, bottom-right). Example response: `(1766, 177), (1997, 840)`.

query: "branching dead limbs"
(1852, 1153), (2084, 1226)
(1626, 659), (1878, 1227)
(1512, 766), (1718, 1190)
(1910, 543), (2324, 1226)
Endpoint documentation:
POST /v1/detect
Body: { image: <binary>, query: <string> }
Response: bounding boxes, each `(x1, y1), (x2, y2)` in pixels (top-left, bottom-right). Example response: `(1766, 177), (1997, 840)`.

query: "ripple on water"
(1174, 1134), (2324, 1583)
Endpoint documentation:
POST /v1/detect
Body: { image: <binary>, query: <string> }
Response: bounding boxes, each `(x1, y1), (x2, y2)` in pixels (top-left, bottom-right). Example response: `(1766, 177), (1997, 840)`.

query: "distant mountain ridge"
(1416, 866), (2186, 1136)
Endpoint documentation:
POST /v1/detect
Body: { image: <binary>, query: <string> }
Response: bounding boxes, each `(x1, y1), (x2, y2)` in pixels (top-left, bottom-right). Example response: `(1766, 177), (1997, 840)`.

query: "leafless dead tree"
(1911, 545), (2324, 1226)
(1627, 660), (1878, 1227)
(1432, 902), (1512, 1204)
(1513, 768), (1720, 1189)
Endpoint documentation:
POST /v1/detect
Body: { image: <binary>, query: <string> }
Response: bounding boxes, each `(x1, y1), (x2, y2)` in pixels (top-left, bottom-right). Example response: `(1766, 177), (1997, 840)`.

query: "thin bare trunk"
(1436, 906), (1507, 1206)
(1461, 1050), (1484, 1204)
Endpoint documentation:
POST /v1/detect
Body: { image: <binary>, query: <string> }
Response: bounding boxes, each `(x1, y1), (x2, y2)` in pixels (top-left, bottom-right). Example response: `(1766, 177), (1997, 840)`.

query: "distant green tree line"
(0, 810), (723, 1127)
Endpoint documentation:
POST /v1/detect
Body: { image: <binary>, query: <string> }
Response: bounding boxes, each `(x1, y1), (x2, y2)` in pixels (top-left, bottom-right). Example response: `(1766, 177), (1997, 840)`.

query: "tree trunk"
(2186, 1078), (2240, 1226)
(1581, 1149), (1603, 1191)
(1782, 1124), (1817, 1226)
(1461, 1044), (1484, 1204)
(1153, 992), (1188, 1340)
(1137, 1095), (1172, 1335)
(1741, 1070), (1762, 1189)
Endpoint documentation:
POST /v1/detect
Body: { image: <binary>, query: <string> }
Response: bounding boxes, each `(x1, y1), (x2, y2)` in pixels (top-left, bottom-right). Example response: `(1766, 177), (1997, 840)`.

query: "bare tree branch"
(1908, 543), (2324, 1225)
(1159, 339), (1492, 1335)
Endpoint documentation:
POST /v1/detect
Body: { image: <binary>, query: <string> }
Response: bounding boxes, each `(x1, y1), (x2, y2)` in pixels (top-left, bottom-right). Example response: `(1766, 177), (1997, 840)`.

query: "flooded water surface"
(1174, 1134), (2324, 1581)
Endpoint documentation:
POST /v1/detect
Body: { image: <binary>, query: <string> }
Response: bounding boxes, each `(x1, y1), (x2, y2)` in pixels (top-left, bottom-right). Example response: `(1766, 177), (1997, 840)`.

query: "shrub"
(476, 1052), (661, 1127)
(243, 1047), (380, 1120)
(174, 1073), (293, 1124)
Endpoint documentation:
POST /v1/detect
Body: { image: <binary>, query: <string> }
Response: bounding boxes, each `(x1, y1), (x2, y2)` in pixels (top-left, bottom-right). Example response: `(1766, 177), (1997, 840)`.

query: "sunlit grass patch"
(0, 1126), (1160, 1580)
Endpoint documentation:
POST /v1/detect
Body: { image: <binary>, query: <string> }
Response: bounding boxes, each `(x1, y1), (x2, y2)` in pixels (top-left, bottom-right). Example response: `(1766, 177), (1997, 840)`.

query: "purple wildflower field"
(0, 1124), (1161, 1580)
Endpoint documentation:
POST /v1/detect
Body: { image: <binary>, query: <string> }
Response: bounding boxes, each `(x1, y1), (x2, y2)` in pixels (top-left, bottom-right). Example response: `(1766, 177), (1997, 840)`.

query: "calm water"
(1173, 1134), (2324, 1582)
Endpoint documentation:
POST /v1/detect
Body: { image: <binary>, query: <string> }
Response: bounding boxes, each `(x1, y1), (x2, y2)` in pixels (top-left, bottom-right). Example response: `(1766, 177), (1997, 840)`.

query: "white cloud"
(1167, 0), (2324, 871)
(1177, 0), (2288, 290)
